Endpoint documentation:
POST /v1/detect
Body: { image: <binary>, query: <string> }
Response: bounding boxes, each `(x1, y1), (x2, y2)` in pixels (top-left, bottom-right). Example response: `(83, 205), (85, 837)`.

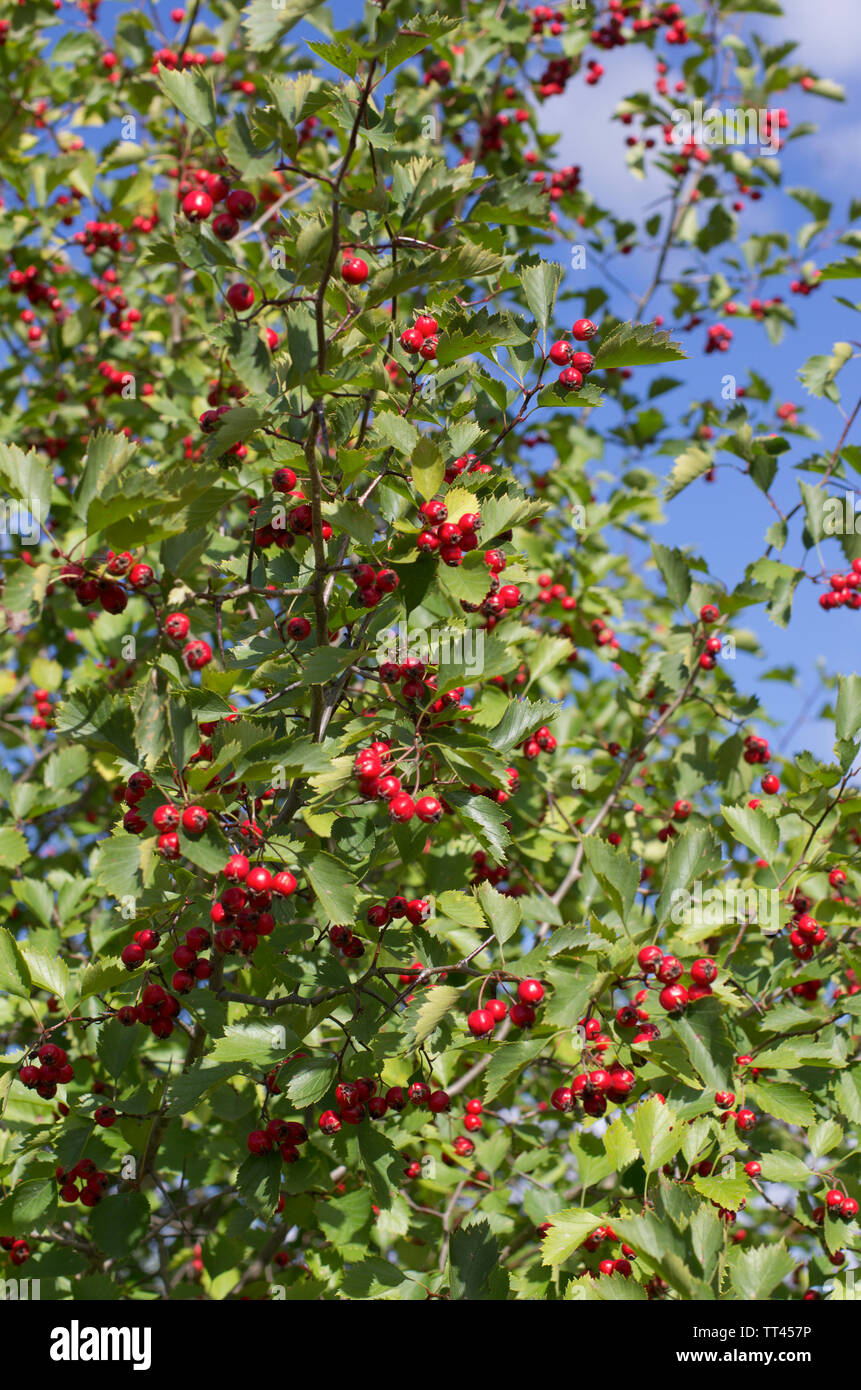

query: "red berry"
(184, 638), (212, 671)
(341, 257), (368, 285)
(226, 189), (257, 219)
(467, 1009), (494, 1037)
(182, 190), (212, 222)
(690, 957), (717, 985)
(226, 282), (255, 312)
(509, 1002), (535, 1028)
(389, 793), (416, 823)
(272, 870), (297, 897)
(637, 945), (663, 974)
(181, 805), (209, 835)
(517, 978), (544, 1005)
(658, 983), (688, 1015)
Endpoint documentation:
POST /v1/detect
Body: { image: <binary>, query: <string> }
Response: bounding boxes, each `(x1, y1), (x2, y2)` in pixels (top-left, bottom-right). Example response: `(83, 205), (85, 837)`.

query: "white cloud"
(537, 46), (658, 213)
(760, 0), (861, 75)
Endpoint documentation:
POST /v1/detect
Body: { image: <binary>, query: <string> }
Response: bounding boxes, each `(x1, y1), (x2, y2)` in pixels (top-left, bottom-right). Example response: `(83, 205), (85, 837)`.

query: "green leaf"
(519, 259), (563, 335)
(452, 794), (511, 861)
(749, 1079), (815, 1127)
(373, 411), (419, 455)
(225, 110), (278, 180)
(582, 836), (639, 923)
(158, 65), (218, 134)
(305, 852), (358, 923)
(236, 1151), (282, 1219)
(406, 985), (462, 1048)
(729, 1242), (795, 1300)
(834, 1069), (861, 1125)
(669, 999), (735, 1091)
(0, 927), (32, 1000)
(651, 541), (691, 608)
(18, 945), (70, 1008)
(90, 1192), (151, 1259)
(610, 1206), (708, 1298)
(0, 828), (30, 870)
(476, 882), (521, 946)
(340, 1257), (416, 1299)
(0, 441), (53, 520)
(808, 1118), (843, 1157)
(97, 1019), (139, 1080)
(690, 1203), (724, 1283)
(691, 1172), (750, 1211)
(721, 804), (779, 861)
(655, 827), (721, 924)
(410, 436), (445, 501)
(747, 558), (803, 628)
(603, 1115), (639, 1171)
(758, 1151), (812, 1185)
(594, 320), (686, 369)
(487, 698), (559, 752)
(632, 1095), (682, 1171)
(356, 1126), (406, 1210)
(0, 1179), (56, 1233)
(449, 1219), (501, 1299)
(209, 1023), (296, 1068)
(90, 834), (146, 900)
(835, 674), (861, 741)
(484, 1038), (547, 1104)
(540, 1208), (603, 1267)
(286, 1055), (338, 1107)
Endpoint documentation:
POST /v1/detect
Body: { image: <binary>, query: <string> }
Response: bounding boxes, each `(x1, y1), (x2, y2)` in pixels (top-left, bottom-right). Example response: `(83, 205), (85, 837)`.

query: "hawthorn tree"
(0, 0), (860, 1304)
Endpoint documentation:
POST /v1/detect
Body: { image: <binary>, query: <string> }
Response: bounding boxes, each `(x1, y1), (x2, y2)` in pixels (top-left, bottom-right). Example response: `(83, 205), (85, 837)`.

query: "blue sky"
(528, 0), (861, 759)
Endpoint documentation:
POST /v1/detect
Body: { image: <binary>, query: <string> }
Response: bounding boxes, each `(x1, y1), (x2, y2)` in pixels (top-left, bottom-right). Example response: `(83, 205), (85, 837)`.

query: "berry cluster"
(468, 978), (544, 1036)
(353, 743), (445, 825)
(161, 611), (213, 672)
(58, 553), (156, 616)
(115, 981), (181, 1039)
(318, 1077), (451, 1136)
(636, 946), (719, 1017)
(365, 896), (432, 928)
(56, 1157), (110, 1209)
(347, 561), (399, 610)
(818, 560), (861, 611)
(0, 1236), (30, 1266)
(551, 1061), (636, 1118)
(522, 724), (557, 760)
(416, 498), (482, 568)
(399, 312), (439, 361)
(18, 1042), (75, 1099)
(29, 684), (54, 732)
(181, 180), (257, 242)
(247, 1118), (309, 1164)
(548, 318), (598, 390)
